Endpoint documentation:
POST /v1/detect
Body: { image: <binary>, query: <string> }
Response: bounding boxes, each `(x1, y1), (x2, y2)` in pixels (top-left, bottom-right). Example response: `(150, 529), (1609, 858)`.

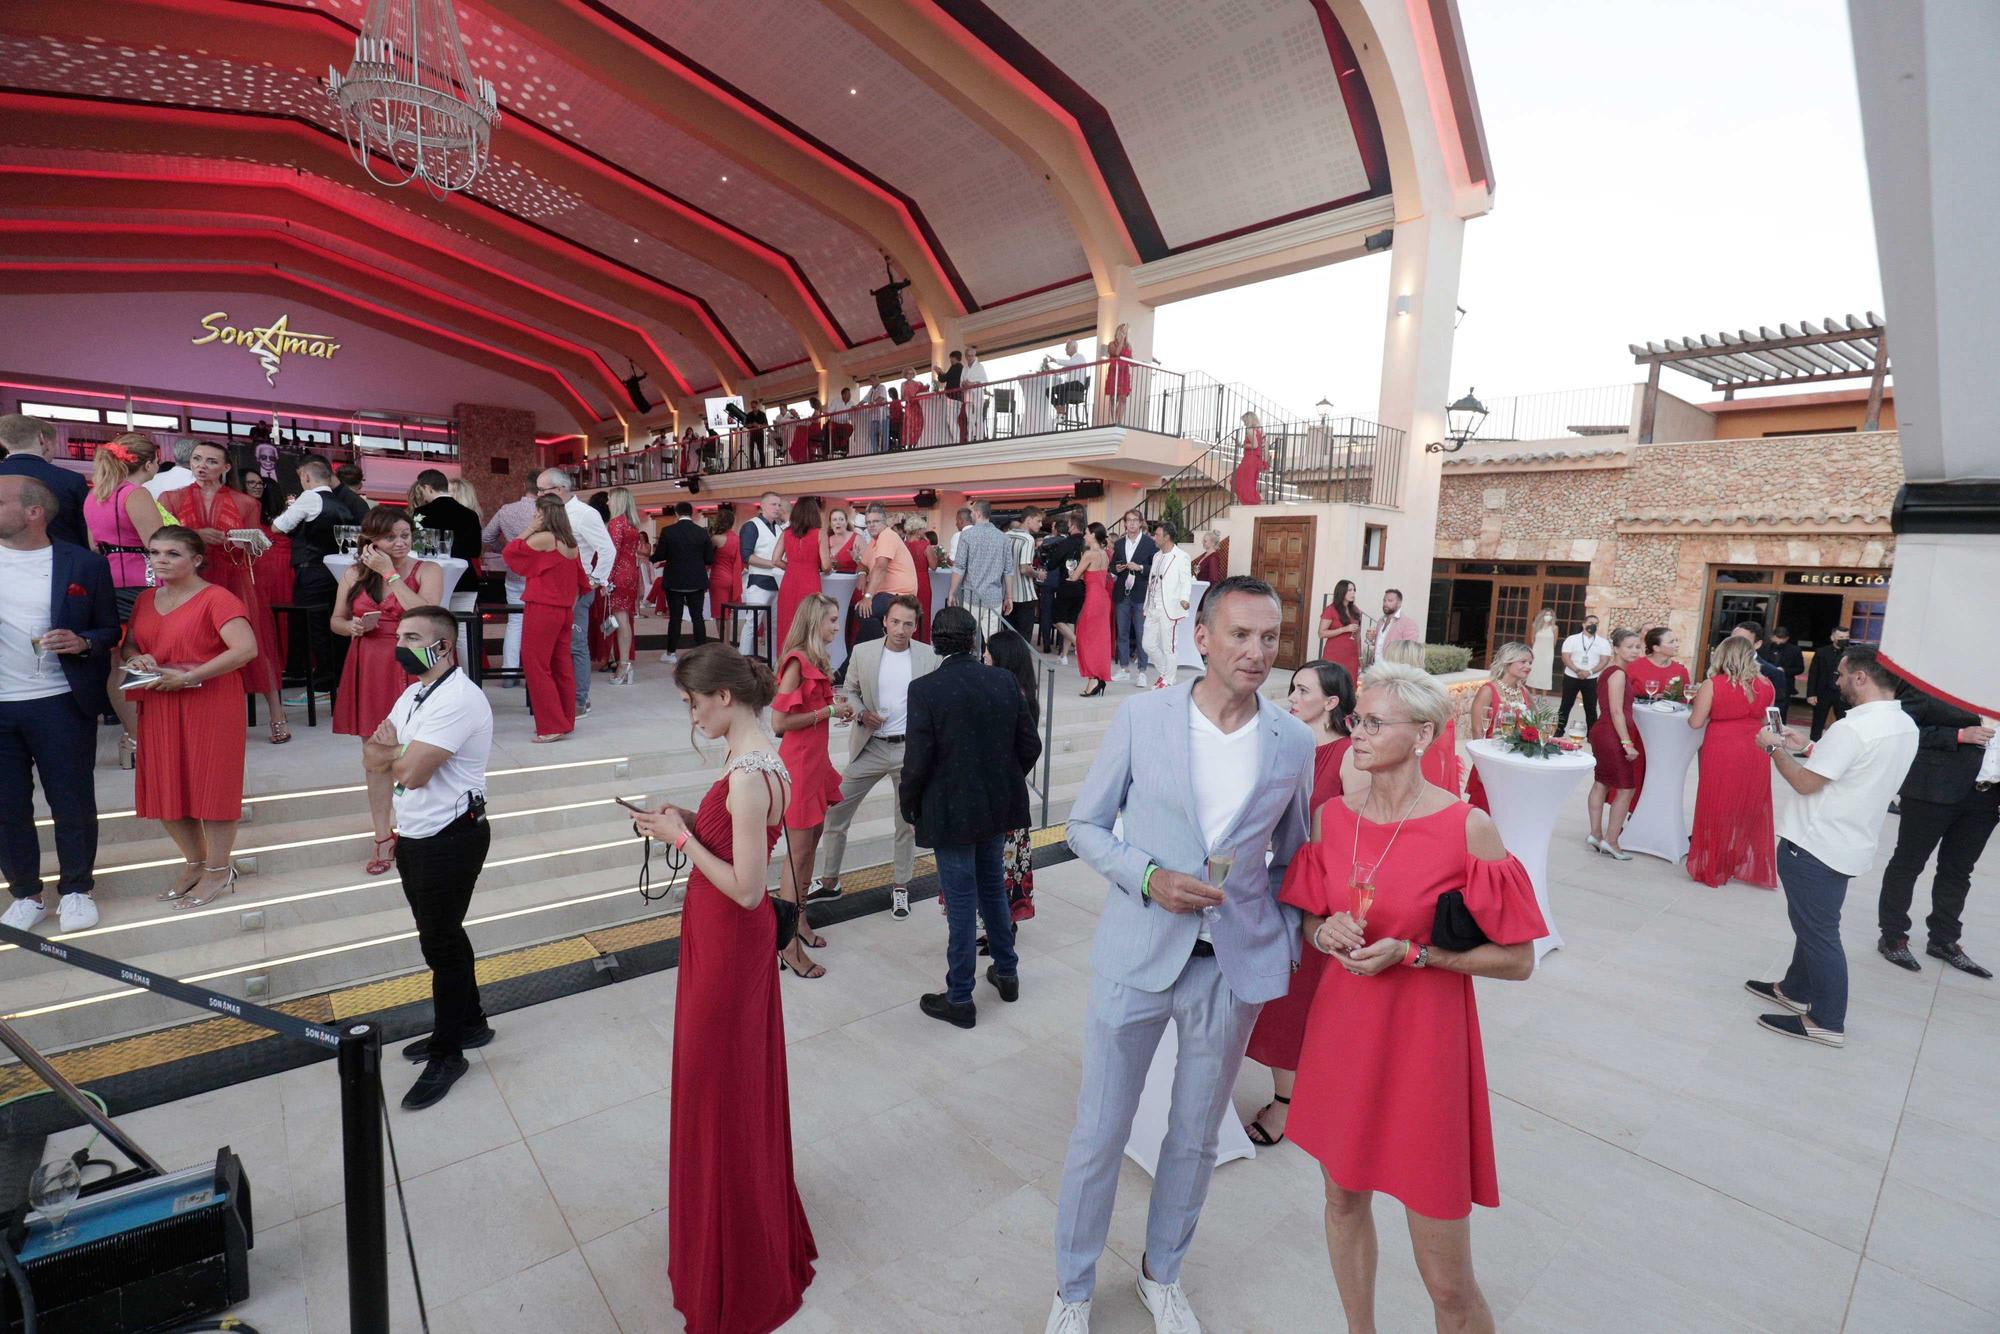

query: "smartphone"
(612, 795), (649, 813)
(1764, 706), (1783, 734)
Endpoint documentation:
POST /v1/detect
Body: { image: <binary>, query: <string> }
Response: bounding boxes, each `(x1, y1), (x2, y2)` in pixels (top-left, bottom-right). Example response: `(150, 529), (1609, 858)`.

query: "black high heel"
(1245, 1093), (1290, 1147)
(1080, 681), (1106, 698)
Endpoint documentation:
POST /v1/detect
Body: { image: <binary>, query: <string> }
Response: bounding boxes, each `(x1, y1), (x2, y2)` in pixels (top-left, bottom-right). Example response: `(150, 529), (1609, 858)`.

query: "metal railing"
(1142, 417), (1405, 534)
(587, 357), (1186, 490)
(1466, 384), (1633, 443)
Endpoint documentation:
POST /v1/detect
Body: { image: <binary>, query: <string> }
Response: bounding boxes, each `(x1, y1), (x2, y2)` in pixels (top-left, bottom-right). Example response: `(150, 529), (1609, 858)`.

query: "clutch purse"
(1430, 890), (1488, 952)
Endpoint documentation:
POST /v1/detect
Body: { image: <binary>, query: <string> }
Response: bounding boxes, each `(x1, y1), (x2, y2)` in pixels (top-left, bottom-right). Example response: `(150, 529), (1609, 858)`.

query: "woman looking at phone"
(333, 507), (443, 874)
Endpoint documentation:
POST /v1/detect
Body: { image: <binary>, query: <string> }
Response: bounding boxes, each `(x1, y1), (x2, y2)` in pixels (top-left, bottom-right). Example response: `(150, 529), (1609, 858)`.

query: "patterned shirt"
(953, 521), (1013, 609)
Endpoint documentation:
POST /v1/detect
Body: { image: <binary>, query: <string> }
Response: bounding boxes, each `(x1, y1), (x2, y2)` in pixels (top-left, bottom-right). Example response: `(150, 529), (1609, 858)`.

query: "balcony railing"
(1143, 417), (1405, 535)
(587, 357), (1186, 491)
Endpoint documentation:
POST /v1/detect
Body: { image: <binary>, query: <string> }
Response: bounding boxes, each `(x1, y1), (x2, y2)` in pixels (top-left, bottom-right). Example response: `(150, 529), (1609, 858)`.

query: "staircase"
(1143, 416), (1406, 536)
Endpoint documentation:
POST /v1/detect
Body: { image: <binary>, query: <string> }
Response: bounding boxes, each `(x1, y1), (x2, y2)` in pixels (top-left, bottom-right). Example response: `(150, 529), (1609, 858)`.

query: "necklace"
(1350, 781), (1428, 885)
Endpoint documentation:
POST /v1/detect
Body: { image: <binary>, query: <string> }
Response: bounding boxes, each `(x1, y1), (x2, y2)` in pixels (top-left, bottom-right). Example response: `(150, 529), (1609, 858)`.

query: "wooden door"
(1251, 516), (1316, 669)
(1490, 581), (1533, 662)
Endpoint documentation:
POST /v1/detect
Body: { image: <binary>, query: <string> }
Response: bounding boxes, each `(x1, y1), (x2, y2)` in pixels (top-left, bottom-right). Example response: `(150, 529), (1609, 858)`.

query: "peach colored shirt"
(867, 526), (919, 596)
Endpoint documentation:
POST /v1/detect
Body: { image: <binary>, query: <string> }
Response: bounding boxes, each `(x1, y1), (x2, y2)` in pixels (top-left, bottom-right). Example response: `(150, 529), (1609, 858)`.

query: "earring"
(1415, 745), (1426, 757)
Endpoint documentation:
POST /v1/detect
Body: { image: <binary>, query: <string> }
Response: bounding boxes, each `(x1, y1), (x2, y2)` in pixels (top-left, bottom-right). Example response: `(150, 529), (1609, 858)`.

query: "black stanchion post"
(338, 1022), (390, 1333)
(1041, 662), (1056, 829)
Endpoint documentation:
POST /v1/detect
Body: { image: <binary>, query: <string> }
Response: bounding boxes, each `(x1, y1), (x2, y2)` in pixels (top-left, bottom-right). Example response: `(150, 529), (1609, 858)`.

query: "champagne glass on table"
(31, 1158), (82, 1245)
(1644, 678), (1661, 705)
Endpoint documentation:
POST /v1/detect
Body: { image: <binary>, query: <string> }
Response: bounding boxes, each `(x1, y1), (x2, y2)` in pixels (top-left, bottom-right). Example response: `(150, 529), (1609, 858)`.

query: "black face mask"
(395, 639), (448, 676)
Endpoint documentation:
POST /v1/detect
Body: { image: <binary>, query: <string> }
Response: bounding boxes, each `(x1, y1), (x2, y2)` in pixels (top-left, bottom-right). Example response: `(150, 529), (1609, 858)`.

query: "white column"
(1372, 212), (1465, 633)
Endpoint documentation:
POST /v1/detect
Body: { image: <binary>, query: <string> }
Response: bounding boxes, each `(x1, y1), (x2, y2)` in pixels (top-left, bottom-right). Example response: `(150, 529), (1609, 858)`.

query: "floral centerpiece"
(1663, 677), (1689, 705)
(1498, 702), (1582, 758)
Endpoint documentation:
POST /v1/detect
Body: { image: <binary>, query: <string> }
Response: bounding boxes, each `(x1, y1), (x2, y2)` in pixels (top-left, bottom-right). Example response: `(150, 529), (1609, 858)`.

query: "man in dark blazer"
(0, 414), (89, 547)
(1806, 625), (1851, 739)
(1109, 508), (1156, 682)
(901, 606), (1041, 1028)
(409, 469), (484, 599)
(0, 475), (118, 935)
(652, 500), (713, 656)
(1876, 680), (1997, 977)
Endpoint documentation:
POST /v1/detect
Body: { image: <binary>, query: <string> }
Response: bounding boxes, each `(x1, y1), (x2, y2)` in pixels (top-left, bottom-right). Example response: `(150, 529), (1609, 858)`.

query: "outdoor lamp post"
(1426, 389), (1488, 454)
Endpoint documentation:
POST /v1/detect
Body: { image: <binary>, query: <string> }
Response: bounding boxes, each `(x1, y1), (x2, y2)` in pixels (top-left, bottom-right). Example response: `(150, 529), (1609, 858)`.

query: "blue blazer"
(44, 541), (120, 720)
(1066, 680), (1314, 1003)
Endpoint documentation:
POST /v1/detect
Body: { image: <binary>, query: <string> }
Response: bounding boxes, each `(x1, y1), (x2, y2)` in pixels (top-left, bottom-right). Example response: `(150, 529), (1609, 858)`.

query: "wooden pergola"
(1630, 313), (1890, 442)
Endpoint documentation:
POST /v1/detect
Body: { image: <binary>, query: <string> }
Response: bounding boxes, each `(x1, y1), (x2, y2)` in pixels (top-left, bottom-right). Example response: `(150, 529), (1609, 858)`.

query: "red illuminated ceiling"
(0, 0), (1436, 428)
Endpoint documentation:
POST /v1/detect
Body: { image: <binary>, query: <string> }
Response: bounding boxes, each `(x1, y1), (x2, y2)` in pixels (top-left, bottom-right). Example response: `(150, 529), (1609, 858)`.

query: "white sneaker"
(1045, 1293), (1091, 1333)
(1137, 1269), (1202, 1333)
(1111, 668), (1130, 682)
(1, 897), (47, 931)
(659, 651), (677, 664)
(57, 893), (98, 932)
(891, 887), (911, 920)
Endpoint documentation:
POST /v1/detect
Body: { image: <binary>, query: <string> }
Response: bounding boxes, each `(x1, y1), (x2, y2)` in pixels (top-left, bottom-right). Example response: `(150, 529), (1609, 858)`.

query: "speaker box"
(873, 281), (915, 344)
(1072, 479), (1106, 500)
(912, 487), (939, 508)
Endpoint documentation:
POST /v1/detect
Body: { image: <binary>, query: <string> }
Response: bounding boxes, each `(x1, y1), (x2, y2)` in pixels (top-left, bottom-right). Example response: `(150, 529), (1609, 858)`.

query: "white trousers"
(1143, 612), (1183, 686)
(737, 583), (777, 659)
(500, 573), (527, 670)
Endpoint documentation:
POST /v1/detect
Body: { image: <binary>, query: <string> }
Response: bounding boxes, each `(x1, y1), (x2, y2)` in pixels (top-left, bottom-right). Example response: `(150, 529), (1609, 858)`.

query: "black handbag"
(772, 809), (801, 952)
(1430, 890), (1489, 952)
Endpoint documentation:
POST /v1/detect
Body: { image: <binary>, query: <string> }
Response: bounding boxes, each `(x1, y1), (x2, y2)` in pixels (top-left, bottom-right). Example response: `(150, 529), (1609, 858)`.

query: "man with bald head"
(536, 468), (614, 716)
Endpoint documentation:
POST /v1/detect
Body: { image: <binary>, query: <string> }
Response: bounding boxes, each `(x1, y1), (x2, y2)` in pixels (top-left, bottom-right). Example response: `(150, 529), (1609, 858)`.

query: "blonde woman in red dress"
(1231, 410), (1267, 505)
(1283, 661), (1544, 1333)
(1585, 628), (1647, 860)
(632, 645), (816, 1334)
(333, 507), (443, 874)
(902, 515), (935, 644)
(603, 487), (648, 685)
(1379, 638), (1463, 795)
(1103, 321), (1137, 422)
(770, 592), (853, 979)
(1464, 642), (1536, 813)
(1685, 635), (1778, 888)
(169, 441), (290, 743)
(121, 528), (259, 908)
(1244, 659), (1356, 1146)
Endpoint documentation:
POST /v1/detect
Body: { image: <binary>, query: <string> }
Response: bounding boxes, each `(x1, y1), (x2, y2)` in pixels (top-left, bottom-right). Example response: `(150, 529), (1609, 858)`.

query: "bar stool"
(722, 602), (774, 667)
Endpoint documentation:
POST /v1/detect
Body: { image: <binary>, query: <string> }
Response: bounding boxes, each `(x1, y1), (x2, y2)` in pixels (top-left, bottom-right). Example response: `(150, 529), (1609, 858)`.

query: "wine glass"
(31, 1158), (81, 1245)
(1349, 861), (1378, 925)
(1644, 679), (1662, 705)
(28, 632), (50, 679)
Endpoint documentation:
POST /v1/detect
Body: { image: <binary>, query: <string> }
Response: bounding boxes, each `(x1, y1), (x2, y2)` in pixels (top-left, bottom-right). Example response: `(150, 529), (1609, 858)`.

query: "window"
(190, 418), (232, 435)
(1540, 581), (1588, 634)
(110, 409), (181, 430)
(19, 401), (99, 423)
(1849, 599), (1887, 643)
(1361, 524), (1387, 570)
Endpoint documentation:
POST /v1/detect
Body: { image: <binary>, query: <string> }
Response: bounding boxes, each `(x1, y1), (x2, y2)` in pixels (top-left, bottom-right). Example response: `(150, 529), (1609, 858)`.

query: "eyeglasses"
(1351, 715), (1428, 737)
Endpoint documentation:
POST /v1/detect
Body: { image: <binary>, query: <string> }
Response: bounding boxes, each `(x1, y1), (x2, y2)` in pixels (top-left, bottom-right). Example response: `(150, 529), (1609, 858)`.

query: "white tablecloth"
(1466, 739), (1597, 960)
(1622, 702), (1705, 864)
(822, 572), (860, 673)
(323, 554), (471, 594)
(1124, 1018), (1256, 1177)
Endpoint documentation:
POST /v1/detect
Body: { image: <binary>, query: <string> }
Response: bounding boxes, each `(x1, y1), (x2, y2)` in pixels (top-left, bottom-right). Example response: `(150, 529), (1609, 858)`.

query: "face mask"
(395, 639), (447, 675)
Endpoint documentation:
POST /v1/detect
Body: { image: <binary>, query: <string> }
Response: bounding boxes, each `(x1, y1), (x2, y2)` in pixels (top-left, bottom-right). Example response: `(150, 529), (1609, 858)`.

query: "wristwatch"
(1411, 943), (1430, 968)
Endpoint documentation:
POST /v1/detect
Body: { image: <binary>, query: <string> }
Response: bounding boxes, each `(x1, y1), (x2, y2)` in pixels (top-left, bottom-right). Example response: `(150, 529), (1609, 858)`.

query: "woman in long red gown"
(237, 470), (294, 661)
(1685, 636), (1778, 888)
(1103, 321), (1136, 422)
(707, 506), (741, 640)
(333, 507), (443, 875)
(1244, 659), (1356, 1146)
(899, 376), (927, 449)
(774, 496), (827, 657)
(1192, 529), (1225, 591)
(1317, 578), (1364, 680)
(1070, 522), (1113, 696)
(1231, 410), (1267, 505)
(604, 488), (647, 685)
(503, 497), (588, 743)
(633, 645), (816, 1334)
(902, 516), (935, 644)
(170, 442), (289, 742)
(771, 594), (851, 979)
(1283, 664), (1544, 1331)
(1464, 643), (1536, 813)
(1585, 629), (1646, 859)
(123, 528), (258, 909)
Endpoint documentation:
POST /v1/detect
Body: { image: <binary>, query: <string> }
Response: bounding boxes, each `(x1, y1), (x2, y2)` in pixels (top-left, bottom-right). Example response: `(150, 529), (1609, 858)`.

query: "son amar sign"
(191, 311), (341, 385)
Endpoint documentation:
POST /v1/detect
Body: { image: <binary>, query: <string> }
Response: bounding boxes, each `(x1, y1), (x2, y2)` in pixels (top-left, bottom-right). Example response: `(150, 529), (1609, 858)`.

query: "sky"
(1145, 0), (1885, 423)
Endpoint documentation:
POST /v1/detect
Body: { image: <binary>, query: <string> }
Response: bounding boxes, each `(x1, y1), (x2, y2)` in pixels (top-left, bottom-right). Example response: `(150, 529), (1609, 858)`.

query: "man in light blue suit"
(1047, 576), (1314, 1334)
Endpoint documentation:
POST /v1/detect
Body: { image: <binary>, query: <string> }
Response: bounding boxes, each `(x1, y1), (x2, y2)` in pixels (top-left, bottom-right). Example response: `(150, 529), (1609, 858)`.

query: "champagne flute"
(28, 632), (50, 679)
(1350, 860), (1378, 926)
(31, 1158), (82, 1245)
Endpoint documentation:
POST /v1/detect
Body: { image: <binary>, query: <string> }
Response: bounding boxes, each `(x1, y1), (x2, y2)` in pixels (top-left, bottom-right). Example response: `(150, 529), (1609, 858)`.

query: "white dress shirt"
(876, 644), (913, 739)
(386, 668), (494, 839)
(1561, 632), (1610, 679)
(271, 484), (328, 534)
(1774, 698), (1919, 875)
(564, 495), (615, 584)
(142, 465), (190, 499)
(1188, 703), (1260, 941)
(0, 546), (63, 703)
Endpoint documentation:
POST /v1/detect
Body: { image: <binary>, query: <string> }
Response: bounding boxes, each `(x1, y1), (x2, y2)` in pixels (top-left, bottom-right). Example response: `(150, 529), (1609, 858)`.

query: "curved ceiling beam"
(0, 93), (745, 391)
(0, 221), (627, 418)
(0, 263), (601, 431)
(5, 0), (845, 372)
(472, 0), (972, 333)
(822, 0), (1137, 292)
(0, 167), (688, 401)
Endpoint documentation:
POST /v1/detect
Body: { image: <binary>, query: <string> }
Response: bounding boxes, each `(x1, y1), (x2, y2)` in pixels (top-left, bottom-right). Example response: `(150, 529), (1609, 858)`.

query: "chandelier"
(327, 0), (499, 198)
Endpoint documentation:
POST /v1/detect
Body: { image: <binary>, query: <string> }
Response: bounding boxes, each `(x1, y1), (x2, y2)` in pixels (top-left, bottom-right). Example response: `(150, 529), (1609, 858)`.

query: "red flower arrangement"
(1499, 704), (1571, 759)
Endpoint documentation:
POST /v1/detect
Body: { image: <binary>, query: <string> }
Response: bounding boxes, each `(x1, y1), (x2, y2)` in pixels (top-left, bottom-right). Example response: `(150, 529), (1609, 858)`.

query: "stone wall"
(455, 402), (539, 520)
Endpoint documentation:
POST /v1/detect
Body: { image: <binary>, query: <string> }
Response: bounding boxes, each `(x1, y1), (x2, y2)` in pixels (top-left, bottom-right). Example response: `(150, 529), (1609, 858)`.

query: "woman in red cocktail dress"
(771, 594), (852, 979)
(1070, 522), (1113, 696)
(828, 507), (862, 647)
(902, 516), (935, 644)
(774, 496), (827, 658)
(632, 646), (815, 1334)
(604, 488), (647, 685)
(1685, 636), (1778, 889)
(123, 527), (259, 909)
(707, 506), (741, 640)
(1283, 665), (1543, 1331)
(1585, 629), (1647, 859)
(1464, 643), (1536, 813)
(171, 442), (289, 743)
(1103, 322), (1136, 422)
(1231, 411), (1267, 505)
(1317, 578), (1364, 681)
(1244, 659), (1356, 1146)
(1626, 626), (1692, 713)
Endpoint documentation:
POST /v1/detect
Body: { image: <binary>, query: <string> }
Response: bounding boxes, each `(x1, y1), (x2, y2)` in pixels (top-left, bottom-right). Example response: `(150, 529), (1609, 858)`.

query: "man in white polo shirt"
(363, 605), (496, 1109)
(1746, 644), (1917, 1048)
(1556, 613), (1609, 735)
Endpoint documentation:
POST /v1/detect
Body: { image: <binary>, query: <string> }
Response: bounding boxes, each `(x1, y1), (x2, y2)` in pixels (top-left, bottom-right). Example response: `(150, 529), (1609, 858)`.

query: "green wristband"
(1141, 863), (1157, 904)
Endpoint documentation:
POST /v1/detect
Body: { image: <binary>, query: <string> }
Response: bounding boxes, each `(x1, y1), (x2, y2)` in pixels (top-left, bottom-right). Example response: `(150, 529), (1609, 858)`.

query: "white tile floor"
(48, 779), (2000, 1333)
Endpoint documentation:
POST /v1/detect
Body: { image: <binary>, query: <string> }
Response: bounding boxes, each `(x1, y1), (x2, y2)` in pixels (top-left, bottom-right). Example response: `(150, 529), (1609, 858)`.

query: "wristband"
(673, 830), (690, 851)
(386, 572), (403, 585)
(1403, 940), (1420, 967)
(1141, 863), (1157, 904)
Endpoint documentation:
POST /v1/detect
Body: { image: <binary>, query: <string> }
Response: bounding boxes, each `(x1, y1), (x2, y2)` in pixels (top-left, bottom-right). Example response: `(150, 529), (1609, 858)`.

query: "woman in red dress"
(1378, 639), (1463, 795)
(503, 497), (587, 743)
(1282, 661), (1544, 1331)
(1192, 528), (1225, 591)
(632, 645), (816, 1334)
(1070, 522), (1113, 696)
(1103, 321), (1136, 422)
(237, 470), (294, 662)
(603, 488), (647, 685)
(1231, 410), (1267, 505)
(1626, 626), (1692, 707)
(899, 375), (927, 449)
(1317, 578), (1364, 680)
(1585, 628), (1646, 860)
(333, 507), (444, 875)
(1686, 636), (1778, 888)
(1244, 659), (1357, 1146)
(770, 593), (852, 979)
(170, 441), (289, 743)
(707, 505), (741, 641)
(122, 528), (259, 908)
(1464, 642), (1536, 813)
(827, 507), (862, 647)
(774, 496), (827, 658)
(902, 515), (935, 644)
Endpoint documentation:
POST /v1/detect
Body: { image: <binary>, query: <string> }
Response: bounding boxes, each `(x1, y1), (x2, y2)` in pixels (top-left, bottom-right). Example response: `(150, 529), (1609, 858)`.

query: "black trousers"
(1036, 579), (1060, 650)
(1877, 787), (2000, 948)
(1007, 597), (1038, 643)
(664, 588), (707, 651)
(1557, 675), (1598, 734)
(292, 564), (346, 693)
(1810, 695), (1847, 740)
(0, 696), (97, 900)
(395, 811), (491, 1058)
